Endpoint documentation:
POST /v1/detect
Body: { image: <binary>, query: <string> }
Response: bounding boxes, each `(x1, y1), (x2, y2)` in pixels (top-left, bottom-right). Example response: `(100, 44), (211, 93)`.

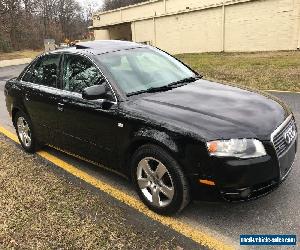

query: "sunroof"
(74, 40), (144, 54)
(75, 44), (90, 49)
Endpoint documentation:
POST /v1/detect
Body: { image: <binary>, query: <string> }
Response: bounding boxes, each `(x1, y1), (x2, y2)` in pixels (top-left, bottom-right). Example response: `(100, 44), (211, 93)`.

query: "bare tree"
(102, 0), (148, 11)
(0, 0), (89, 51)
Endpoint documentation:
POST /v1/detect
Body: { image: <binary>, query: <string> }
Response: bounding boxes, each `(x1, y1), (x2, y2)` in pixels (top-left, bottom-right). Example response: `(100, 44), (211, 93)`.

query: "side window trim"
(56, 53), (64, 90)
(61, 52), (118, 104)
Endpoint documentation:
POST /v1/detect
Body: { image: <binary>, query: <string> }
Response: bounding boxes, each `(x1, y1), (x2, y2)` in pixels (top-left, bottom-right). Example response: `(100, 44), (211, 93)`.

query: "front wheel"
(131, 144), (190, 215)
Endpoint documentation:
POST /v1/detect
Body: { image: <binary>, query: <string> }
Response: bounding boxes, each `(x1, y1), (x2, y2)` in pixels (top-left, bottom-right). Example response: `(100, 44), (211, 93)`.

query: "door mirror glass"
(82, 84), (107, 100)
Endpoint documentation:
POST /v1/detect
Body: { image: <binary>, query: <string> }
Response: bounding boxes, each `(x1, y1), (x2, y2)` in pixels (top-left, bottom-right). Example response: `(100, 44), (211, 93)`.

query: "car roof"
(52, 40), (146, 56)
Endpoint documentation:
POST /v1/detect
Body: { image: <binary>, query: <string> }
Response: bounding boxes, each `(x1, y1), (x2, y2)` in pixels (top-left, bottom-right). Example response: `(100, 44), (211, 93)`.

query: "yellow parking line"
(0, 127), (19, 142)
(265, 90), (300, 94)
(0, 126), (234, 250)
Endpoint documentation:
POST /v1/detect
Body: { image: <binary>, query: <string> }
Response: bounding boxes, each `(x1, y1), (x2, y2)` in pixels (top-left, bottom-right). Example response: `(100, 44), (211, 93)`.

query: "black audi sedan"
(4, 41), (298, 214)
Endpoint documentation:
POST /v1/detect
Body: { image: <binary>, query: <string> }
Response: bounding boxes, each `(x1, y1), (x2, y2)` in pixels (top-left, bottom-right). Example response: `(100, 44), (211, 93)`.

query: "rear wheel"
(131, 144), (190, 215)
(14, 111), (38, 153)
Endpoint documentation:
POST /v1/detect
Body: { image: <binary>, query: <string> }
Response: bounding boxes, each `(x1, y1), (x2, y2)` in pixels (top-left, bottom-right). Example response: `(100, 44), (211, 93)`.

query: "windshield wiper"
(127, 85), (173, 96)
(127, 75), (202, 97)
(167, 75), (202, 88)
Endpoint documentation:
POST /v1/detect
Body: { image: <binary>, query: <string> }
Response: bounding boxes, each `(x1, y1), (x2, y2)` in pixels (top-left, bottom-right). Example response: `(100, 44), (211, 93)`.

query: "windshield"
(96, 47), (196, 95)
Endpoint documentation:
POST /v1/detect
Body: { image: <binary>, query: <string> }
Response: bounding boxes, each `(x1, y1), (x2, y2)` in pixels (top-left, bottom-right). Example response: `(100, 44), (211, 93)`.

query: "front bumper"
(220, 138), (297, 201)
(190, 132), (297, 202)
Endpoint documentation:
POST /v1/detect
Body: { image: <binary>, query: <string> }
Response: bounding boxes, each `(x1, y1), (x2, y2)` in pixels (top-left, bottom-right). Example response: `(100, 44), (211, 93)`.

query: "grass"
(0, 135), (183, 249)
(176, 51), (300, 92)
(0, 50), (43, 61)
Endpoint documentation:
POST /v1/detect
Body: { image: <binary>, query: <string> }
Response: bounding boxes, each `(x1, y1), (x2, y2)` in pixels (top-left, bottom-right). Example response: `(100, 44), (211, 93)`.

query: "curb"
(0, 58), (32, 68)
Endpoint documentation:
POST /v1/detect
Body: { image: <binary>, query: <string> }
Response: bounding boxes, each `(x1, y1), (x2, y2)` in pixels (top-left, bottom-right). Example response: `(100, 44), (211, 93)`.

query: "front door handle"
(57, 103), (64, 112)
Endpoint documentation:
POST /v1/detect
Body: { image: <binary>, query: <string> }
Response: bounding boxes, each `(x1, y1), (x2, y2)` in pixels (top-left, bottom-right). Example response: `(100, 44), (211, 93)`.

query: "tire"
(14, 111), (39, 153)
(131, 144), (190, 215)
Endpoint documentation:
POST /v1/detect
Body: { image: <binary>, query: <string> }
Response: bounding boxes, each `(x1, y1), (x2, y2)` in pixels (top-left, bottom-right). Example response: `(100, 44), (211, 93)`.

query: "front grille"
(272, 116), (296, 157)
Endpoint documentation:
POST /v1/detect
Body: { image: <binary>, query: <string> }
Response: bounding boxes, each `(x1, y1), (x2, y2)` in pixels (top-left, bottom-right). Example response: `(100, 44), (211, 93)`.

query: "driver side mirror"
(82, 84), (107, 100)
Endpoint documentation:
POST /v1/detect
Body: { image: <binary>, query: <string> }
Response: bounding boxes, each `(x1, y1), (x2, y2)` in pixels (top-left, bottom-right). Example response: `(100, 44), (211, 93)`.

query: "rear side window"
(23, 54), (60, 88)
(22, 60), (39, 83)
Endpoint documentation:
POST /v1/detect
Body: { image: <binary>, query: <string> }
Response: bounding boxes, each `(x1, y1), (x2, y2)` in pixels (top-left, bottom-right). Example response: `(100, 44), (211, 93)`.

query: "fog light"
(240, 188), (251, 198)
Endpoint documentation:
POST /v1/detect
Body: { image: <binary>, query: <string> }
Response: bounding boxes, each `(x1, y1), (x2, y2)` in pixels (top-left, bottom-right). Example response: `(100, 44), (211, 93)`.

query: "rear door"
(21, 53), (62, 144)
(56, 53), (120, 168)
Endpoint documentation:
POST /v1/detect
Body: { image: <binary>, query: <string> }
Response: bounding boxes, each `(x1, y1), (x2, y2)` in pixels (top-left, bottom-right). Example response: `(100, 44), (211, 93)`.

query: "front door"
(56, 53), (119, 169)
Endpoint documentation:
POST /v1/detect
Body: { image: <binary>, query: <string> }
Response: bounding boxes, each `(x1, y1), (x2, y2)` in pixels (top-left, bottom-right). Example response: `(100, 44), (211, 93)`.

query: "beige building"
(91, 0), (300, 54)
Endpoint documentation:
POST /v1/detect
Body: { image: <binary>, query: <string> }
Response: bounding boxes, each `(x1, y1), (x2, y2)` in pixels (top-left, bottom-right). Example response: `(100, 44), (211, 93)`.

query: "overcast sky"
(77, 0), (103, 10)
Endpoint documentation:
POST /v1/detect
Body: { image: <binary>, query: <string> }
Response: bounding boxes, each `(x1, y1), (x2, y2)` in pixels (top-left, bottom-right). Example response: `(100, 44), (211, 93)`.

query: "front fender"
(121, 126), (206, 179)
(132, 127), (180, 154)
(119, 127), (182, 176)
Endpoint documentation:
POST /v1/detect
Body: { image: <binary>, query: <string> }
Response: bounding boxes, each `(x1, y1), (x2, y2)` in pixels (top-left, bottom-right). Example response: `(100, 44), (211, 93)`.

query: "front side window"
(23, 54), (60, 88)
(63, 54), (104, 94)
(96, 47), (195, 95)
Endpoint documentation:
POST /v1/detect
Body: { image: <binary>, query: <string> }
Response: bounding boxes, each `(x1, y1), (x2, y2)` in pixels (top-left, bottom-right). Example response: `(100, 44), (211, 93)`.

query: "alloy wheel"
(137, 157), (174, 208)
(17, 117), (32, 148)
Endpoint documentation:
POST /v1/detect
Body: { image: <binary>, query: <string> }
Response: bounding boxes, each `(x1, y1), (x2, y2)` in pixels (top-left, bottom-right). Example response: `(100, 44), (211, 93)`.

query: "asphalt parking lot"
(0, 64), (299, 249)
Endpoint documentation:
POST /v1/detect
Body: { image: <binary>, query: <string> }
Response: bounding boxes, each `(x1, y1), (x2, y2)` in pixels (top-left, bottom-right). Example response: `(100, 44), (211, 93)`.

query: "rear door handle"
(58, 103), (64, 112)
(24, 93), (30, 101)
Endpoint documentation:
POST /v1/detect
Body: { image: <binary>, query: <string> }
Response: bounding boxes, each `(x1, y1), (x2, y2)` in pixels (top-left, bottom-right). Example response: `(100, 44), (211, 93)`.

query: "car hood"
(124, 80), (290, 141)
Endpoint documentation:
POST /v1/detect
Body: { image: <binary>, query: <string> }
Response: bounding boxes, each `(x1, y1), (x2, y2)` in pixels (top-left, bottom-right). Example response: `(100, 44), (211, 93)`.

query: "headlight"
(206, 139), (266, 158)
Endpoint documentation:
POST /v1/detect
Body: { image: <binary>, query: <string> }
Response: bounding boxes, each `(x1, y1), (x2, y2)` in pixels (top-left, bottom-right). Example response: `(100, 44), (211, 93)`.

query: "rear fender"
(5, 79), (29, 124)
